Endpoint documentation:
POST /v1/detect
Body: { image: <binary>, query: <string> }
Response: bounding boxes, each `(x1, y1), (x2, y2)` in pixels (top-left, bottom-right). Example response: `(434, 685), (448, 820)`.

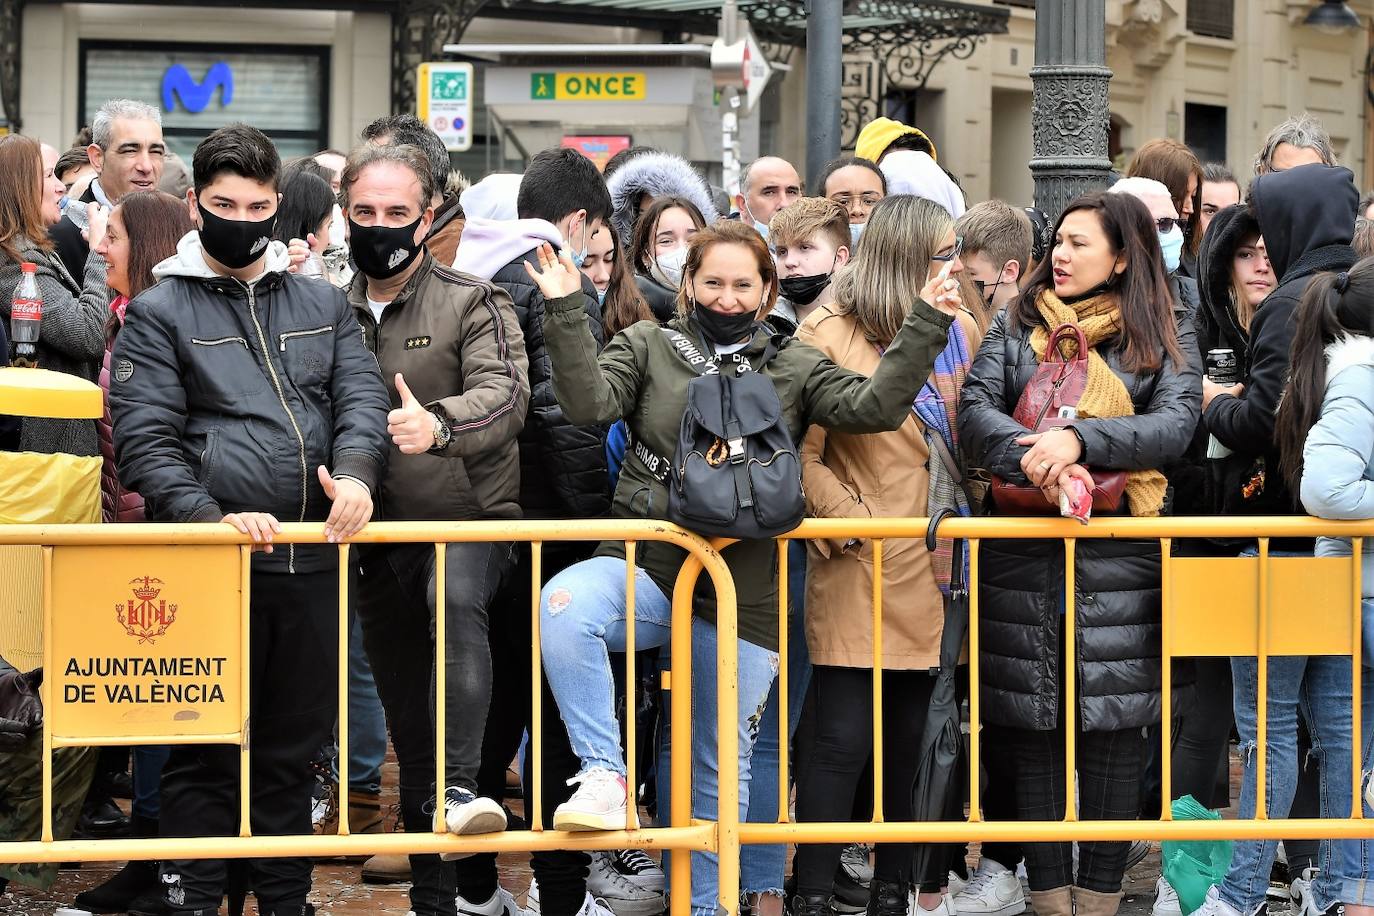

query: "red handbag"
(990, 323), (1126, 514)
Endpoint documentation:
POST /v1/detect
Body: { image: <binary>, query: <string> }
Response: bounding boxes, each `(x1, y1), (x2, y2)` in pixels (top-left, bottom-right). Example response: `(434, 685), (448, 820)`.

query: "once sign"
(530, 72), (647, 101)
(47, 545), (244, 742)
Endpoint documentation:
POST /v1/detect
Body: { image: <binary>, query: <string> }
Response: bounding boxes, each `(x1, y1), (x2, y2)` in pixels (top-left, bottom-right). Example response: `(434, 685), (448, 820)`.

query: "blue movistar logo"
(161, 63), (234, 114)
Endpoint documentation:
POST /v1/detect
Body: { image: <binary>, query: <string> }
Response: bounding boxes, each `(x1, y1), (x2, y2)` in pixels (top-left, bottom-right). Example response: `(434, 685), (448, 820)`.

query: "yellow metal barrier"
(736, 515), (1374, 874)
(0, 519), (738, 916)
(4, 514), (1374, 916)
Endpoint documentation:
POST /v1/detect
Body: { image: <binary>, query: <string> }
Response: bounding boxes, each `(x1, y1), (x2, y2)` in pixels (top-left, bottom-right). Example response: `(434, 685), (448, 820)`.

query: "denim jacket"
(1300, 334), (1374, 599)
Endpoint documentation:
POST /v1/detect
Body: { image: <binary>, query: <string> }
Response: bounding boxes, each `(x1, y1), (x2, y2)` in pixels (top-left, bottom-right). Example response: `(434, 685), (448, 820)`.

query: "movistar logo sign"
(162, 62), (234, 114)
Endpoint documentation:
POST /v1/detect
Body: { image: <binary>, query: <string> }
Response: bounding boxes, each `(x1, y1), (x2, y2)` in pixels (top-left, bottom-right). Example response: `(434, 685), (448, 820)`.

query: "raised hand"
(522, 242), (585, 300)
(387, 372), (437, 454)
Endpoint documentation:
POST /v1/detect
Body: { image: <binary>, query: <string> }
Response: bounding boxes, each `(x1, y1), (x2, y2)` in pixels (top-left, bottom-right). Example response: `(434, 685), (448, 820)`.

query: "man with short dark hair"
(363, 115), (465, 264)
(51, 98), (167, 280)
(343, 140), (529, 916)
(110, 123), (390, 916)
(452, 146), (618, 916)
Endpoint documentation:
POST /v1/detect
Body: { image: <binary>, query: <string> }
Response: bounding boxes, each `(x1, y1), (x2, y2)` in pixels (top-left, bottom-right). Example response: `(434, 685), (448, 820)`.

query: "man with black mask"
(110, 124), (391, 916)
(342, 142), (531, 916)
(768, 197), (851, 336)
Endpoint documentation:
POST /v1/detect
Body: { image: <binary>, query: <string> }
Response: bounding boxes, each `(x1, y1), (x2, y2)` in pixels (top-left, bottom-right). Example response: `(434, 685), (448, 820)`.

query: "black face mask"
(349, 215), (425, 280)
(691, 301), (758, 346)
(778, 272), (832, 307)
(198, 204), (276, 270)
(973, 277), (1005, 305)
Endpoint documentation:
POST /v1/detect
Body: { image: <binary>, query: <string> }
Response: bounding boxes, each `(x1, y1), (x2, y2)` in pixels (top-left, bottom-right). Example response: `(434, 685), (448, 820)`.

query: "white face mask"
(649, 245), (689, 291)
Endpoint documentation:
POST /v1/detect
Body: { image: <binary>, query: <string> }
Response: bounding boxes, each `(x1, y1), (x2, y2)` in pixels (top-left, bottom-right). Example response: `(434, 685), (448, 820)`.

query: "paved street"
(3, 751), (1238, 916)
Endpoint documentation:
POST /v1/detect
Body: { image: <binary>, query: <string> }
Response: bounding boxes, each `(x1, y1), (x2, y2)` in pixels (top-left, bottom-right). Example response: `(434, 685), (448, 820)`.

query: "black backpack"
(654, 327), (806, 539)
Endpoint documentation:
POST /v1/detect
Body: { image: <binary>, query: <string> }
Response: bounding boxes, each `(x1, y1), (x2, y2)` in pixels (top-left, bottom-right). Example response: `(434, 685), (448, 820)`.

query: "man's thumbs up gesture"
(388, 372), (440, 454)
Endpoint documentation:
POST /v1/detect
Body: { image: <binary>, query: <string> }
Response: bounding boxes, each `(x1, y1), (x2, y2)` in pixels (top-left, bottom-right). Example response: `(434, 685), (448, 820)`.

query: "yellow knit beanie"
(854, 117), (939, 164)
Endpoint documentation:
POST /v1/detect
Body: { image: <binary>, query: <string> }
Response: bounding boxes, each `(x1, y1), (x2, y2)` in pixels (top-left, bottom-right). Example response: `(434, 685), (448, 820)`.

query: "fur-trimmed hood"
(607, 152), (719, 246)
(1325, 333), (1374, 387)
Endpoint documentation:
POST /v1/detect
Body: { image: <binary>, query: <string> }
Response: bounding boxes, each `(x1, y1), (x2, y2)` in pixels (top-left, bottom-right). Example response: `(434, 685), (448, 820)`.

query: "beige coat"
(797, 303), (982, 670)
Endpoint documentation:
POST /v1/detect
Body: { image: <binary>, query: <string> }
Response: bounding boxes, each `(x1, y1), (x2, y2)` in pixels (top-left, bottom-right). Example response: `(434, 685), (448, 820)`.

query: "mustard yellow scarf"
(1029, 290), (1167, 516)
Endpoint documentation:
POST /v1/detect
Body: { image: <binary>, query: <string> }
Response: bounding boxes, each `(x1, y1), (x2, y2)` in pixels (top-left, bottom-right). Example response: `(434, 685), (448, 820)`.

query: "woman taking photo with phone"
(958, 191), (1200, 916)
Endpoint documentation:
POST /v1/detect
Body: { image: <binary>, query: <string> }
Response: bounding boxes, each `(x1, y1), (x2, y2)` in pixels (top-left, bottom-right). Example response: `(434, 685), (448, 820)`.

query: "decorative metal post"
(0, 0), (23, 133)
(805, 0), (843, 188)
(1029, 0), (1113, 223)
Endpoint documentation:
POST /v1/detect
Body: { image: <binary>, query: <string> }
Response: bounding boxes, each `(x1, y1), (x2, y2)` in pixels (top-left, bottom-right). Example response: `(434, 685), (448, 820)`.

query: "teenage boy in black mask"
(109, 124), (391, 916)
(768, 197), (852, 336)
(342, 142), (532, 916)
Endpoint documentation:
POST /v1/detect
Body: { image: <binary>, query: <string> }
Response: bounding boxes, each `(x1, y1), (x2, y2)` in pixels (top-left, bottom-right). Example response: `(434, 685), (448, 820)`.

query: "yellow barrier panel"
(6, 514), (1374, 916)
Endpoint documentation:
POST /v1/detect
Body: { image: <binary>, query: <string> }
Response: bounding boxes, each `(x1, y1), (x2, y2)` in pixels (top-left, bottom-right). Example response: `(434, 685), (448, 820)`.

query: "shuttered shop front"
(80, 42), (329, 159)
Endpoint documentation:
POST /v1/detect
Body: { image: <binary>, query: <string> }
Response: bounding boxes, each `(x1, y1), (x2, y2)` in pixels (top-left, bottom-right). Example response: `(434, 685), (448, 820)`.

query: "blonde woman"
(792, 195), (983, 916)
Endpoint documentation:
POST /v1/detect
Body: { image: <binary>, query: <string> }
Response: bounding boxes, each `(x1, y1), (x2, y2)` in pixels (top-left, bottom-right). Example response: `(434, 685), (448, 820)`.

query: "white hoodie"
(153, 229), (292, 284)
(451, 217), (564, 282)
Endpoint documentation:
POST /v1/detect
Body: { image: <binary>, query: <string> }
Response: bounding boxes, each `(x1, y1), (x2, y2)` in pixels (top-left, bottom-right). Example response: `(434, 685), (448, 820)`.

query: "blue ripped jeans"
(540, 555), (780, 916)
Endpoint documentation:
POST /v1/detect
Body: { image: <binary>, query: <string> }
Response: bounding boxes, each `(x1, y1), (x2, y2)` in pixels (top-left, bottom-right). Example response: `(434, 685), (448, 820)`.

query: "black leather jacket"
(958, 305), (1201, 732)
(110, 240), (390, 573)
(490, 250), (611, 519)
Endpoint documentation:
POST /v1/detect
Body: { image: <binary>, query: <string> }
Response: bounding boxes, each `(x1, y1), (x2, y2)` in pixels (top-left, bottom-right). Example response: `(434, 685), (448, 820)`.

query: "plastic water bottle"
(10, 261), (42, 367)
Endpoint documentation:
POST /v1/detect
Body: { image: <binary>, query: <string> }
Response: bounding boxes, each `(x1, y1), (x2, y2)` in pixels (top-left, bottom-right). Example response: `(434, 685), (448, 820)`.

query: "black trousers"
(451, 543), (594, 916)
(158, 569), (338, 914)
(356, 540), (515, 916)
(793, 666), (940, 895)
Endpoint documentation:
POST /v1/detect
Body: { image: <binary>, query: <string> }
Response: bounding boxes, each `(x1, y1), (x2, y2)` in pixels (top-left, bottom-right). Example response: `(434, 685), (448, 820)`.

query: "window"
(1185, 103), (1227, 165)
(80, 41), (330, 161)
(1188, 0), (1235, 40)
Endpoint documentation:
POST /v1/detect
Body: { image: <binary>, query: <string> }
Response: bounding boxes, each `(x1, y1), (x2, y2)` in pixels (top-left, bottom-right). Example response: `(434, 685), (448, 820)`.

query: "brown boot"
(1028, 887), (1074, 916)
(1072, 887), (1122, 916)
(348, 789), (385, 834)
(361, 853), (412, 884)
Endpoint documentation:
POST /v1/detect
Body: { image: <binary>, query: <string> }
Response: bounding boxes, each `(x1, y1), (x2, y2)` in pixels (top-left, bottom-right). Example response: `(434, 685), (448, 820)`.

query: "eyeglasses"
(1155, 217), (1178, 234)
(830, 192), (883, 208)
(932, 236), (964, 262)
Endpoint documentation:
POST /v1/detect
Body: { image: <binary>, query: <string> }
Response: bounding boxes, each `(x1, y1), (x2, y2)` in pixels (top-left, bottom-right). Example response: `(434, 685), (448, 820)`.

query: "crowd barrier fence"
(1, 516), (1372, 916)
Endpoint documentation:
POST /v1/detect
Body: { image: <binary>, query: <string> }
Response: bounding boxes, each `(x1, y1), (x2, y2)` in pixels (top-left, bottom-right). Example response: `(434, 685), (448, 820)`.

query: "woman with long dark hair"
(958, 191), (1199, 916)
(626, 195), (706, 321)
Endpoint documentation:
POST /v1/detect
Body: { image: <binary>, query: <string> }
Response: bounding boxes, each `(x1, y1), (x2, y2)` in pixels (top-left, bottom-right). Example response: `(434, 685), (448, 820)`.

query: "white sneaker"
(1290, 868), (1321, 916)
(950, 858), (1026, 916)
(1194, 885), (1250, 916)
(587, 850), (666, 916)
(458, 886), (524, 916)
(912, 896), (950, 916)
(553, 767), (630, 832)
(527, 879), (542, 915)
(1152, 877), (1182, 916)
(947, 873), (968, 898)
(609, 848), (666, 895)
(443, 786), (508, 835)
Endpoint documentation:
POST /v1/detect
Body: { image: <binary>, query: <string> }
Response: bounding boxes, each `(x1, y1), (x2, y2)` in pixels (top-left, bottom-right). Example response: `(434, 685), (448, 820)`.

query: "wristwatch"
(429, 411), (452, 452)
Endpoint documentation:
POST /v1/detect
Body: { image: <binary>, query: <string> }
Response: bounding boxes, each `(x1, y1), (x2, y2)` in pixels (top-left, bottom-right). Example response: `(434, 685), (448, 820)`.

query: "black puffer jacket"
(958, 304), (1201, 732)
(491, 251), (611, 519)
(1204, 164), (1357, 531)
(110, 233), (391, 574)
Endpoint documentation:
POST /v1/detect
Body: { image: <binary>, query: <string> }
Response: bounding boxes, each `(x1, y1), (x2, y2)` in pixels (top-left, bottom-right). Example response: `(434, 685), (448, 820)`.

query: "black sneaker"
(865, 881), (908, 916)
(792, 895), (836, 916)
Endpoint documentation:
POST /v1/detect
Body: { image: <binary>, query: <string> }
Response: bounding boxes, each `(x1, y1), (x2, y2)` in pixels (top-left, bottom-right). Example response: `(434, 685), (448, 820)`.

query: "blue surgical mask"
(743, 201), (770, 242)
(58, 196), (70, 213)
(562, 221), (590, 267)
(849, 222), (865, 248)
(596, 288), (607, 305)
(1158, 226), (1184, 274)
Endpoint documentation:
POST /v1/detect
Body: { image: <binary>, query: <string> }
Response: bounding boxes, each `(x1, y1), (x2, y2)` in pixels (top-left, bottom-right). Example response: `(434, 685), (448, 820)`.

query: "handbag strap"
(928, 432), (976, 512)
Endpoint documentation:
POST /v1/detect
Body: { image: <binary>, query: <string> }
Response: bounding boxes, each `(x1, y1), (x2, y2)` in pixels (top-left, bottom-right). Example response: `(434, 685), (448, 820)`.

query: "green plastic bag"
(1162, 795), (1233, 915)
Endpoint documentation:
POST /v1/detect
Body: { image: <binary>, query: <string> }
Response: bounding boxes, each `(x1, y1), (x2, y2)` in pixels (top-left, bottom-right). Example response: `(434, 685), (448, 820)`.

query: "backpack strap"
(660, 327), (718, 376)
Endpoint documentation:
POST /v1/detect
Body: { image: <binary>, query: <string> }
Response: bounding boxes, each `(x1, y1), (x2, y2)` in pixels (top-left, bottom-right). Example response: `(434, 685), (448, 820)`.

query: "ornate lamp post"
(1029, 0), (1114, 223)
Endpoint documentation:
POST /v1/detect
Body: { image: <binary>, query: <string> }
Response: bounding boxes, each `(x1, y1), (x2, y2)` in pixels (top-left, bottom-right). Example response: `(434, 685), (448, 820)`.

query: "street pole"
(805, 0), (842, 189)
(1029, 0), (1113, 224)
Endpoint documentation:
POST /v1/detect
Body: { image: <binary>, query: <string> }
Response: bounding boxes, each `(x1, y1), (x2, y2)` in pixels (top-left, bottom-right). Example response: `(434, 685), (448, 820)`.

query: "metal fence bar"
(337, 543), (351, 838)
(1063, 537), (1077, 822)
(777, 539), (790, 825)
(530, 541), (544, 832)
(967, 538), (982, 824)
(239, 543), (252, 838)
(434, 542), (448, 836)
(1355, 537), (1366, 821)
(872, 538), (884, 823)
(625, 540), (639, 832)
(1160, 537), (1173, 822)
(1257, 538), (1269, 821)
